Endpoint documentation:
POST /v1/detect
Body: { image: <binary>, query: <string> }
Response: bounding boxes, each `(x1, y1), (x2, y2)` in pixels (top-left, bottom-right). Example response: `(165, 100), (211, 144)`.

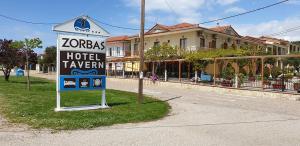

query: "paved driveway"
(1, 75), (300, 146)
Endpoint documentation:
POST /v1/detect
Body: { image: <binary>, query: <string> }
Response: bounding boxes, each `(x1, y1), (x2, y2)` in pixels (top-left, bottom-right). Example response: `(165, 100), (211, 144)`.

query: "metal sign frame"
(53, 16), (110, 112)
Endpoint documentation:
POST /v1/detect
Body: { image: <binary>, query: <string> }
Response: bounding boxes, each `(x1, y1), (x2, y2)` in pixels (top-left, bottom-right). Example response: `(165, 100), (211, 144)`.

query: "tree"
(0, 39), (22, 81)
(43, 46), (56, 65)
(145, 43), (178, 74)
(23, 38), (42, 90)
(283, 57), (300, 73)
(184, 48), (245, 74)
(42, 46), (57, 73)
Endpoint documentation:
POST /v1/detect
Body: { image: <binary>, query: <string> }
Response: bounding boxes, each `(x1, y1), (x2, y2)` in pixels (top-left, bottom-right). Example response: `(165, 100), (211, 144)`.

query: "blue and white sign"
(74, 18), (91, 32)
(53, 15), (110, 37)
(58, 34), (106, 91)
(60, 75), (106, 91)
(53, 16), (110, 112)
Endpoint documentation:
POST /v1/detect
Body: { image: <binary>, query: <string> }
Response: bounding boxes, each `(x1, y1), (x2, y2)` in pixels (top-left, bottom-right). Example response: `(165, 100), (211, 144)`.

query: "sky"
(0, 0), (300, 54)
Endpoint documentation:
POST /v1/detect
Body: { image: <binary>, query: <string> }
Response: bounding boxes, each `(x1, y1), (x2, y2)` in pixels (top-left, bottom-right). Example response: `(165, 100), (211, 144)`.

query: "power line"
(0, 13), (144, 30)
(0, 0), (290, 30)
(164, 0), (179, 18)
(268, 25), (300, 36)
(199, 0), (289, 24)
(0, 14), (59, 25)
(93, 18), (142, 30)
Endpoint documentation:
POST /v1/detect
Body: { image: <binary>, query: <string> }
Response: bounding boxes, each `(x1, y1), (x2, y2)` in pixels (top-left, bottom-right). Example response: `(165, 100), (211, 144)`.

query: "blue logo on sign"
(74, 18), (90, 32)
(71, 69), (98, 75)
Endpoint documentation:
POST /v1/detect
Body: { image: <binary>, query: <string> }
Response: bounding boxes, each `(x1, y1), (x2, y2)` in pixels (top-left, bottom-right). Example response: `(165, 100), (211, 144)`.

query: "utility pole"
(138, 0), (145, 104)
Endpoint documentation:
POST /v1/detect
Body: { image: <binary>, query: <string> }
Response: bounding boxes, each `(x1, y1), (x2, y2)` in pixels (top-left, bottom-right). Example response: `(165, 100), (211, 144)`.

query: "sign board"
(53, 16), (110, 112)
(58, 34), (106, 91)
(53, 16), (110, 37)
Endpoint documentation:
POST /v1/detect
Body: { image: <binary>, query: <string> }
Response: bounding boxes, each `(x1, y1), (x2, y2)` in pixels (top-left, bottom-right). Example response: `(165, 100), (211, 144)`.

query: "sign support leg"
(56, 91), (61, 110)
(101, 89), (108, 108)
(55, 34), (61, 112)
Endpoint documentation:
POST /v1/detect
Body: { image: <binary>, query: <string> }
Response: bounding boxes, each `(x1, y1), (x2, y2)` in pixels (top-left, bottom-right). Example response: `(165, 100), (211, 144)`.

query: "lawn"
(0, 76), (170, 130)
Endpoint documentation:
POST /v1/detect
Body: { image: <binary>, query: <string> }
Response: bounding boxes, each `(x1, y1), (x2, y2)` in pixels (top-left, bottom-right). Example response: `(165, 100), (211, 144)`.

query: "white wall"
(129, 29), (242, 56)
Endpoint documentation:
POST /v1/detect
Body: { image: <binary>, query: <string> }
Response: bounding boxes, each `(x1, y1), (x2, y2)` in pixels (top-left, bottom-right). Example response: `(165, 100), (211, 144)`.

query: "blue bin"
(16, 68), (24, 77)
(200, 72), (212, 82)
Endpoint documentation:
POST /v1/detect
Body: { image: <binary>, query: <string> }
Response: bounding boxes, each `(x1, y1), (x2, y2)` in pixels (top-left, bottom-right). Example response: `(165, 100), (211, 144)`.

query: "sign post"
(53, 16), (110, 112)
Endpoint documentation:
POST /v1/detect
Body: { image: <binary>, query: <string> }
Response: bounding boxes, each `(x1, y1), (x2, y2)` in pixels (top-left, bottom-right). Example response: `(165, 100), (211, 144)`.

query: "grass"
(0, 76), (170, 130)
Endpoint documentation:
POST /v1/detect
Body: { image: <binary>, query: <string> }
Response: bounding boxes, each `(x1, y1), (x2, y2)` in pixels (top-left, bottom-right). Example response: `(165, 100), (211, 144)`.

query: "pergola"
(107, 54), (300, 89)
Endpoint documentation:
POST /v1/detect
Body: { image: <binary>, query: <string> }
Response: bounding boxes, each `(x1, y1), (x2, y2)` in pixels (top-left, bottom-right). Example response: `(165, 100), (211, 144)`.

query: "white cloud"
(225, 7), (246, 14)
(124, 0), (238, 24)
(235, 17), (300, 41)
(216, 0), (239, 5)
(125, 0), (206, 23)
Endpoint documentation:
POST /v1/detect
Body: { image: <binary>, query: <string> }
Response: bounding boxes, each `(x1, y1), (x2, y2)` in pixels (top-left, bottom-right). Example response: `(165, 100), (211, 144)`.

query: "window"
(267, 47), (272, 54)
(223, 43), (228, 49)
(124, 42), (131, 57)
(210, 40), (216, 49)
(116, 47), (121, 56)
(278, 48), (282, 55)
(200, 38), (205, 48)
(109, 48), (112, 56)
(154, 41), (160, 47)
(180, 38), (187, 50)
(134, 43), (139, 56)
(231, 44), (236, 49)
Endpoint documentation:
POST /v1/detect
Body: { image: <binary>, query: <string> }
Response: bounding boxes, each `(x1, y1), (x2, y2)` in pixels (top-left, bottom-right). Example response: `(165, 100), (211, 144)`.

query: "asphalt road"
(1, 74), (300, 146)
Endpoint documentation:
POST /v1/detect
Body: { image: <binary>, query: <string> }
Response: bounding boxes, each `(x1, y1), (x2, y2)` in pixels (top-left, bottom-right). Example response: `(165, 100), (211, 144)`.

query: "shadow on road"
(144, 96), (182, 104)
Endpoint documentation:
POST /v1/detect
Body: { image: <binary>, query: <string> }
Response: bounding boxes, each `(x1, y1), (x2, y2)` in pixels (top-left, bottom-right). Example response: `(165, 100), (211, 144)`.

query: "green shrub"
(272, 67), (282, 78)
(221, 64), (235, 79)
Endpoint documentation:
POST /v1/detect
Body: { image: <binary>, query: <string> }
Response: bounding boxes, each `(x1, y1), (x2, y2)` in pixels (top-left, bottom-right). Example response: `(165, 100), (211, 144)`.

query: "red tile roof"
(209, 25), (241, 37)
(106, 35), (129, 42)
(243, 36), (265, 44)
(259, 36), (289, 44)
(146, 23), (198, 34)
(209, 25), (231, 33)
(165, 23), (197, 30)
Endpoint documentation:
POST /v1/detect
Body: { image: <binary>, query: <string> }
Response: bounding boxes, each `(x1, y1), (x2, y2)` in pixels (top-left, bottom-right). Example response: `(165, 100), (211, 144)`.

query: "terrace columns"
(188, 62), (191, 80)
(261, 57), (265, 90)
(131, 62), (134, 78)
(195, 70), (198, 84)
(232, 62), (239, 88)
(179, 61), (182, 82)
(213, 58), (216, 85)
(122, 62), (125, 78)
(115, 62), (117, 77)
(152, 62), (155, 75)
(164, 62), (167, 82)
